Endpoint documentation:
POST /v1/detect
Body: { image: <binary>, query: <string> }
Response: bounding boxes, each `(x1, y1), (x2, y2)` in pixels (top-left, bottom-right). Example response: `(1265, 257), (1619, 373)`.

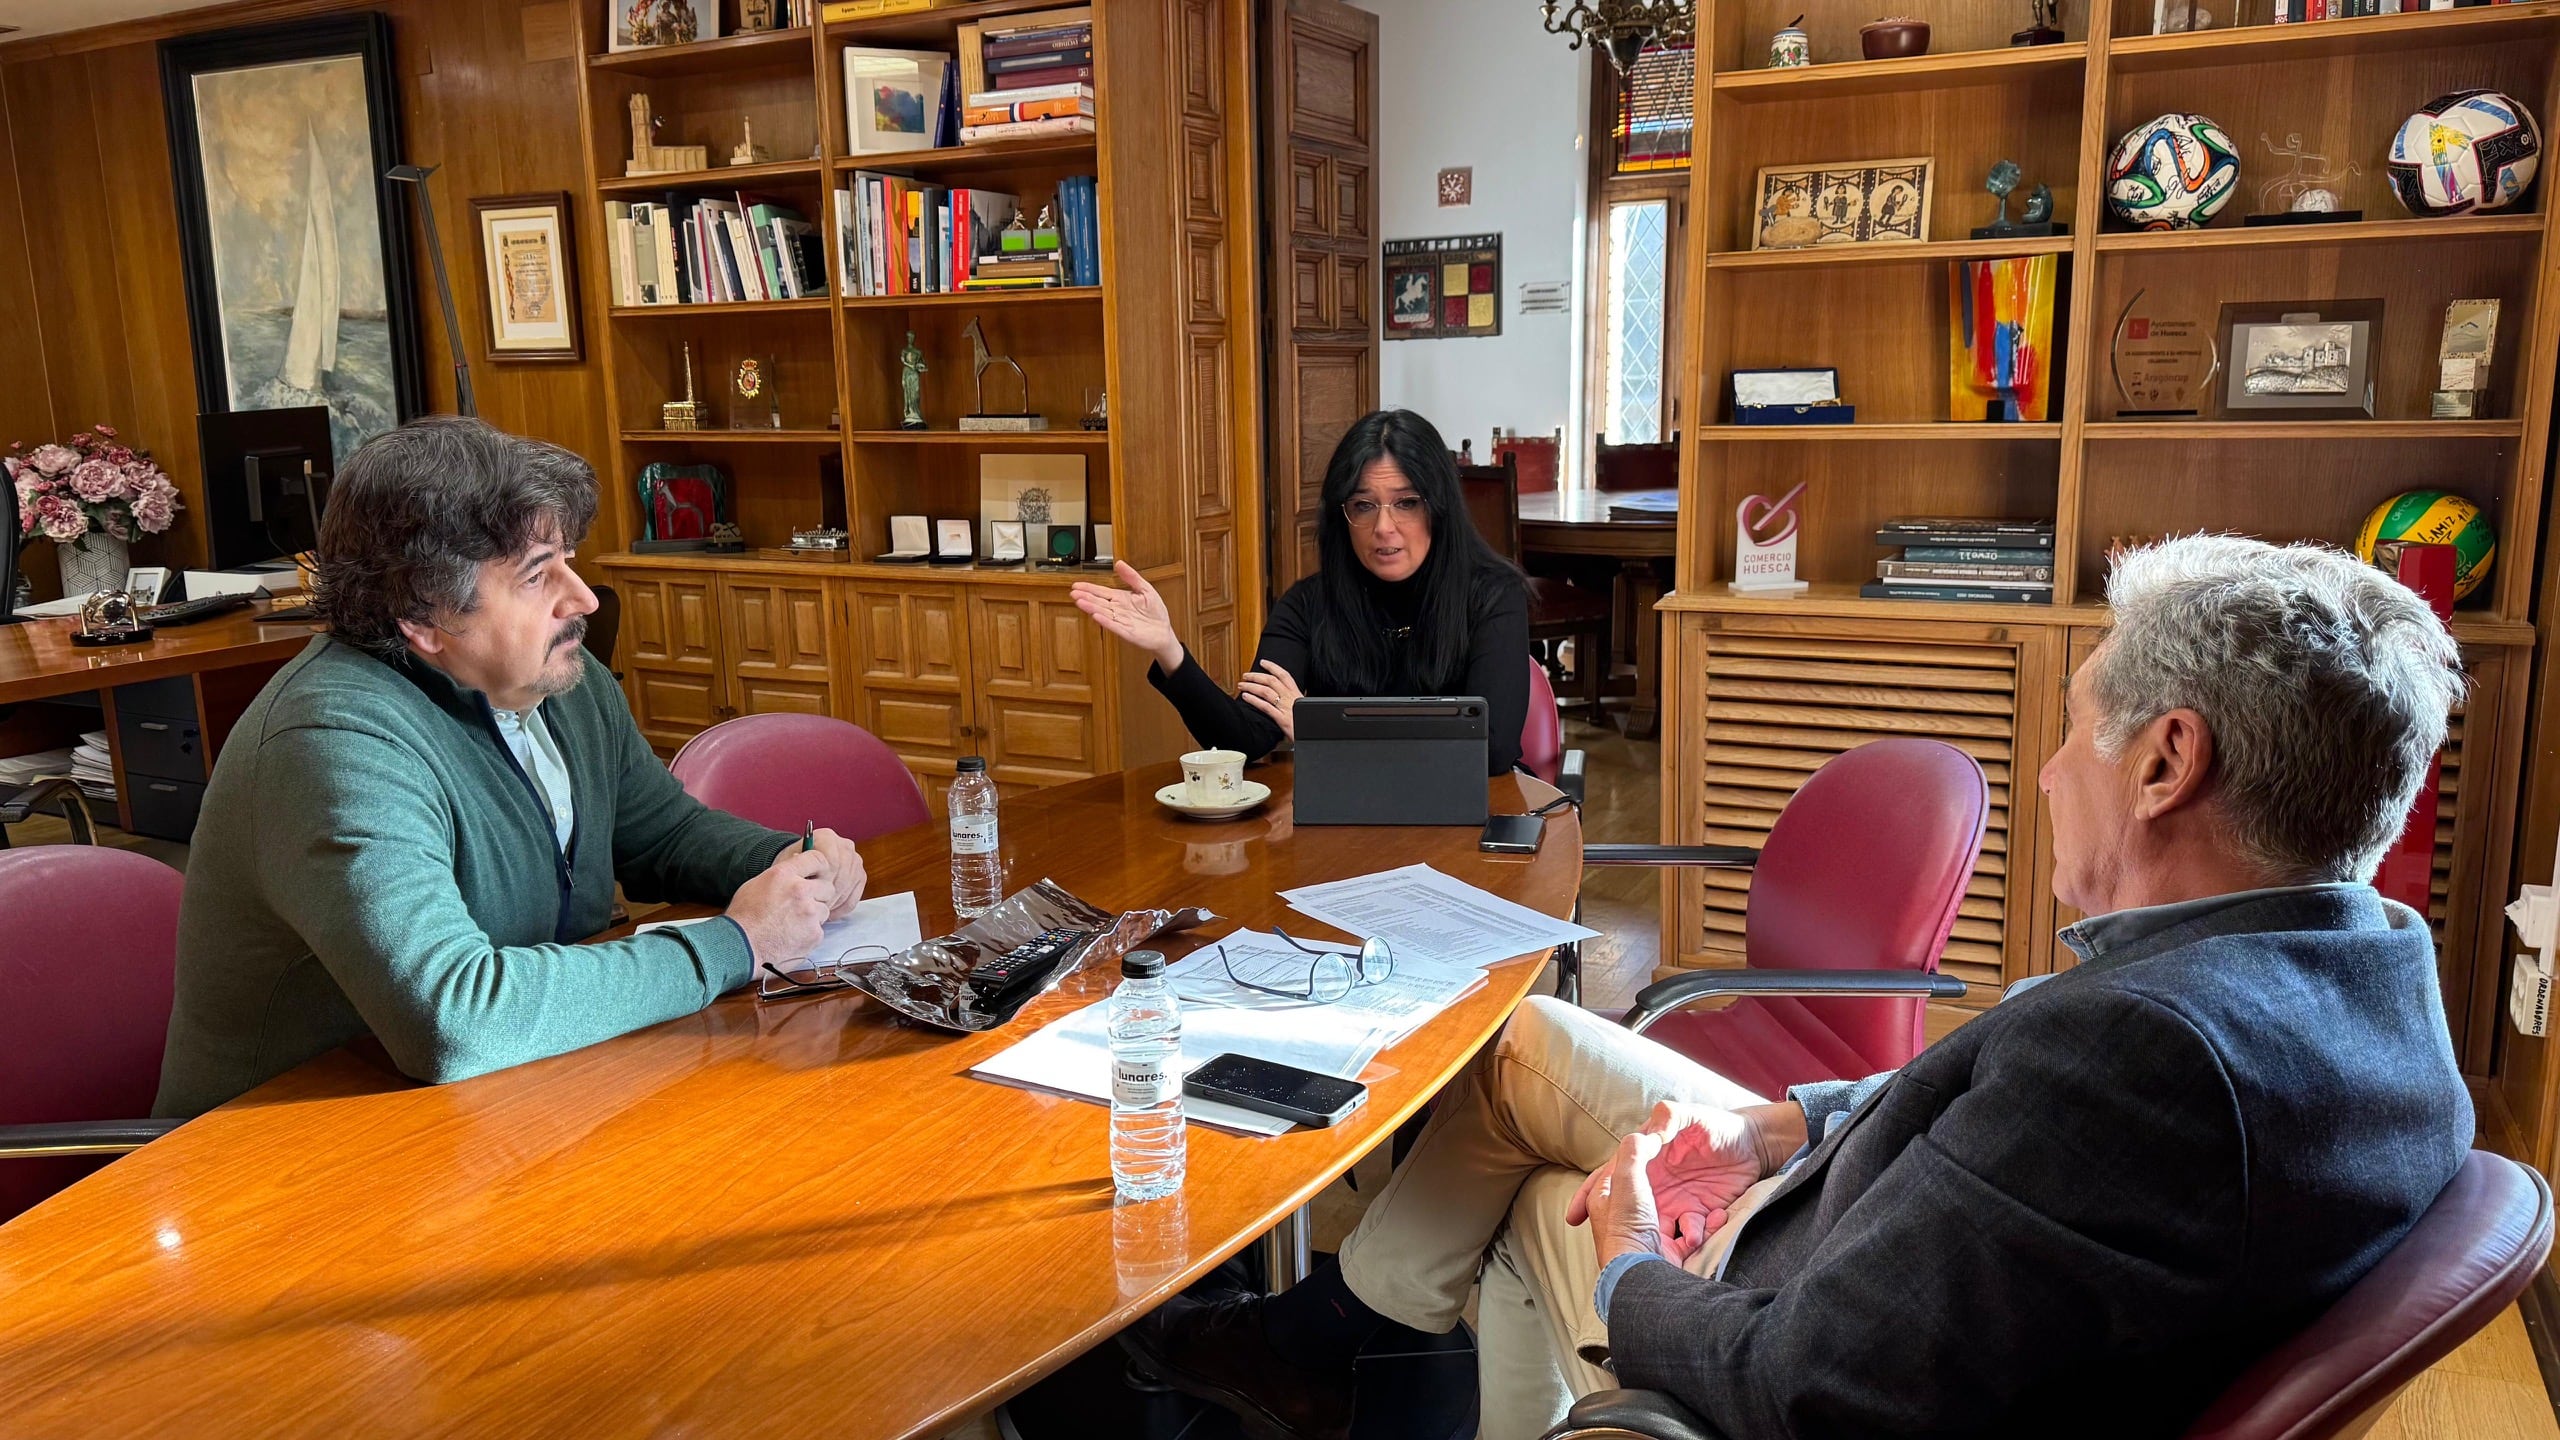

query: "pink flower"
(68, 457), (122, 502)
(25, 444), (77, 478)
(132, 489), (177, 534)
(35, 494), (88, 543)
(91, 425), (115, 438)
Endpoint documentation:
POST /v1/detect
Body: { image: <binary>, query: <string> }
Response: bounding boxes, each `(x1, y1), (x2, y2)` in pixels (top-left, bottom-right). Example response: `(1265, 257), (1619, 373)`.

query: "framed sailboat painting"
(161, 15), (424, 464)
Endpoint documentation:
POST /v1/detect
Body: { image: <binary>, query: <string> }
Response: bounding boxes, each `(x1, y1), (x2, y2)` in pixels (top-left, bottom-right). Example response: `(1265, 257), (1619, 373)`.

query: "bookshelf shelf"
(837, 285), (1103, 309)
(598, 159), (825, 196)
(1695, 423), (2065, 442)
(2081, 419), (2527, 441)
(2106, 0), (2560, 72)
(1707, 235), (2075, 272)
(2091, 213), (2546, 254)
(609, 298), (835, 319)
(618, 430), (846, 445)
(1710, 42), (2085, 100)
(585, 27), (818, 76)
(846, 428), (1109, 445)
(834, 135), (1098, 177)
(822, 0), (1081, 45)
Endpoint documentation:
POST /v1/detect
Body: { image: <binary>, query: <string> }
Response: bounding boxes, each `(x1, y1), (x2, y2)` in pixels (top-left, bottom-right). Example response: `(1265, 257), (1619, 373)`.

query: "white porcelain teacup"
(1179, 749), (1247, 807)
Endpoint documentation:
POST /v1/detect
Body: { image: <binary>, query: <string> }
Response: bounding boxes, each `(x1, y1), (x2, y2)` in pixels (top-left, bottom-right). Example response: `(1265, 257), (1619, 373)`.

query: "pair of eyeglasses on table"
(1181, 927), (1397, 1006)
(756, 947), (892, 1001)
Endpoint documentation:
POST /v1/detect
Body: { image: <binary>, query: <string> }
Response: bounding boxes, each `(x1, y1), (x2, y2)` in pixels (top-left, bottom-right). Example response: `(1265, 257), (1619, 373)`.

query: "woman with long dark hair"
(1072, 408), (1530, 774)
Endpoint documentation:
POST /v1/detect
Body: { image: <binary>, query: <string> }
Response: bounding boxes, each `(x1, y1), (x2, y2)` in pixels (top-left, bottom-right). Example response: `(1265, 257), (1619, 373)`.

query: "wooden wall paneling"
(2052, 0), (2116, 605)
(610, 563), (727, 749)
(2454, 645), (2533, 1077)
(846, 580), (972, 801)
(719, 576), (836, 716)
(1097, 0), (1184, 573)
(0, 67), (64, 599)
(967, 589), (1110, 788)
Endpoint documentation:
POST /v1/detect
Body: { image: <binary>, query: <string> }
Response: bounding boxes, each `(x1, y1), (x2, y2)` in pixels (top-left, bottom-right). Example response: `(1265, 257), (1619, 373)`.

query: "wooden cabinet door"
(613, 569), (726, 751)
(720, 579), (837, 717)
(969, 592), (1108, 788)
(847, 583), (973, 796)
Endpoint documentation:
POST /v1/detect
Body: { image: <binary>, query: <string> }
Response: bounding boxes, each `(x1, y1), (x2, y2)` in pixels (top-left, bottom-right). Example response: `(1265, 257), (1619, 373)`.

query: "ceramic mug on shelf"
(1767, 24), (1811, 67)
(1179, 749), (1247, 807)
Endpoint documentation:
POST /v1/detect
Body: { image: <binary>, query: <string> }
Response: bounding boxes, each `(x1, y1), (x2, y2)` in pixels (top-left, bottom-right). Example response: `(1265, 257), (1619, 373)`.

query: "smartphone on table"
(1184, 1053), (1369, 1129)
(1479, 812), (1544, 854)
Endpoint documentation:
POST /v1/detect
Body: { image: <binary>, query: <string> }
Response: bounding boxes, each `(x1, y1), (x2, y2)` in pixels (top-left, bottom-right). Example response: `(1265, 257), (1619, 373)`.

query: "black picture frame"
(160, 14), (425, 461)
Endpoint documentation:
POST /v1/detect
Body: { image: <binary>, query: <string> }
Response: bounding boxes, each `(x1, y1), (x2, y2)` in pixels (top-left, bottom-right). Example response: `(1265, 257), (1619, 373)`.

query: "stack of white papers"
(0, 748), (76, 786)
(69, 731), (114, 801)
(1280, 863), (1598, 971)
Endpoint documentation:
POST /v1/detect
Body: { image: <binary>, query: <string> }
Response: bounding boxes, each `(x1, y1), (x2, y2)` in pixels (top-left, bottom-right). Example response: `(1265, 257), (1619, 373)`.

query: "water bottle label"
(1113, 1056), (1176, 1109)
(950, 814), (998, 856)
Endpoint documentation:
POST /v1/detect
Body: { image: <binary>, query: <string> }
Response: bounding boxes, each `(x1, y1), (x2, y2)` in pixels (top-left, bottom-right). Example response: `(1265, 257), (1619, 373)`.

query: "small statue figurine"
(2012, 0), (2063, 46)
(898, 331), (928, 431)
(729, 115), (772, 168)
(2252, 132), (2363, 223)
(662, 341), (703, 431)
(1972, 159), (2063, 238)
(999, 211), (1034, 255)
(1032, 204), (1062, 253)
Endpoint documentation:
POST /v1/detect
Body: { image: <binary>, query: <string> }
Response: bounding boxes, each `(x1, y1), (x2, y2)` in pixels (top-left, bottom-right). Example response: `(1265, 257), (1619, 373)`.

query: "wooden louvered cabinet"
(1658, 608), (2061, 1005)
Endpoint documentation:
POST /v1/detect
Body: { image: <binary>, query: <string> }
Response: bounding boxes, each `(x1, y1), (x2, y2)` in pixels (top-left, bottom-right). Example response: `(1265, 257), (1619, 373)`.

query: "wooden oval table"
(0, 761), (1581, 1439)
(1516, 488), (1676, 738)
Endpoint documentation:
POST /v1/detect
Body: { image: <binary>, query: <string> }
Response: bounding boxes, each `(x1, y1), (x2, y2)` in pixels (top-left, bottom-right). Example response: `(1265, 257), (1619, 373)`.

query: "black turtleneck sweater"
(1147, 571), (1530, 774)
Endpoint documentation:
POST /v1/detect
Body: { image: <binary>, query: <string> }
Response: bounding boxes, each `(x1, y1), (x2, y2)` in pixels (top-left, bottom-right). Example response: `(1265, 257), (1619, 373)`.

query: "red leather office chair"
(1570, 739), (1982, 1090)
(1545, 1149), (2555, 1440)
(1521, 657), (1570, 790)
(0, 846), (188, 1222)
(670, 713), (932, 843)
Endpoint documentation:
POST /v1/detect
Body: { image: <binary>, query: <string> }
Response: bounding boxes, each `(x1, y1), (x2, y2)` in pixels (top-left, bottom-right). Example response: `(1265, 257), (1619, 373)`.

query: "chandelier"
(1540, 0), (1696, 71)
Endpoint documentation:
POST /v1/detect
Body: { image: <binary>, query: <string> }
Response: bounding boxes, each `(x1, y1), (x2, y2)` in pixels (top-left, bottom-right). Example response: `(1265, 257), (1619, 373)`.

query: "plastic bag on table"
(839, 877), (1215, 1033)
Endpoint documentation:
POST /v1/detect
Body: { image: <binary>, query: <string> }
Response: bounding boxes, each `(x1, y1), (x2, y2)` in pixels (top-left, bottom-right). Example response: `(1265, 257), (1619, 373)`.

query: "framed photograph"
(470, 193), (581, 363)
(2216, 299), (2384, 419)
(160, 15), (424, 465)
(609, 0), (716, 52)
(1382, 234), (1502, 341)
(124, 567), (172, 604)
(1751, 157), (1933, 250)
(844, 47), (951, 156)
(990, 520), (1028, 562)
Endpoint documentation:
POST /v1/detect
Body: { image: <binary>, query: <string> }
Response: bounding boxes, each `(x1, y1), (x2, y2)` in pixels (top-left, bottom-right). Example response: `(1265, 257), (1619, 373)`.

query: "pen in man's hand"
(802, 821), (815, 853)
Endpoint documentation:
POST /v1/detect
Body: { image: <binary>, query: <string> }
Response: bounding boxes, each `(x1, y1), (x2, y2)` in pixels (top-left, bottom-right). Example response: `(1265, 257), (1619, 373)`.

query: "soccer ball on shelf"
(2355, 490), (2497, 601)
(2386, 89), (2543, 218)
(2106, 112), (2243, 230)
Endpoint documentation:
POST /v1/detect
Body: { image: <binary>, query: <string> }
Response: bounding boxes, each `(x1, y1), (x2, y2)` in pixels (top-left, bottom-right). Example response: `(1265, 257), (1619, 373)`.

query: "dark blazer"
(1607, 885), (2472, 1438)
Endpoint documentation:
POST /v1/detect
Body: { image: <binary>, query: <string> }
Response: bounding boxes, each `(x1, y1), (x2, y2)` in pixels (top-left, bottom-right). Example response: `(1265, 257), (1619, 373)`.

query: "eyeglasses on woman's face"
(1342, 495), (1430, 530)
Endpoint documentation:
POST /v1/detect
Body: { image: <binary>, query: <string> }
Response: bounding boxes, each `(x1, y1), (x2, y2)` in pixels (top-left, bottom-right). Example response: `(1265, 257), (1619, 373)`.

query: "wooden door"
(613, 568), (726, 751)
(968, 592), (1108, 790)
(846, 583), (973, 803)
(720, 579), (837, 717)
(1260, 0), (1377, 596)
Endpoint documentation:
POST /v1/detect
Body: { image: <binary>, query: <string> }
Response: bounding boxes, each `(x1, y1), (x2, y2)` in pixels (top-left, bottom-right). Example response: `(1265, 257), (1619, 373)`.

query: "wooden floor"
(14, 765), (2554, 1440)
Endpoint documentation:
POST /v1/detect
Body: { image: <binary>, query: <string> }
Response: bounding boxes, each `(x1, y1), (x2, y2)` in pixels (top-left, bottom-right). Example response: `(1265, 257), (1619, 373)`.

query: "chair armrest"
(1560, 748), (1588, 809)
(0, 1119), (183, 1159)
(1544, 1388), (1718, 1440)
(1625, 968), (1968, 1035)
(1583, 844), (1758, 868)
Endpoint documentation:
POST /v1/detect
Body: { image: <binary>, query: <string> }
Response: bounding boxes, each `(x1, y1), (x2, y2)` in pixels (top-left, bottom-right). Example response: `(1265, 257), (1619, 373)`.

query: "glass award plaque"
(2112, 290), (2219, 417)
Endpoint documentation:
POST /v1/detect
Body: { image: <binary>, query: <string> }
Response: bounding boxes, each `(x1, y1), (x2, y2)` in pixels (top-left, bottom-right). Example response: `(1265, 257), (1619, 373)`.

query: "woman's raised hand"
(1070, 560), (1184, 673)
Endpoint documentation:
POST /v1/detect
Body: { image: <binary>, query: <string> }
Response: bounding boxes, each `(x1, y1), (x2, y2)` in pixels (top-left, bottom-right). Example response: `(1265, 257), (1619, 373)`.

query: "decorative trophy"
(2012, 0), (2063, 46)
(2110, 288), (2218, 417)
(2433, 299), (2500, 418)
(729, 115), (773, 168)
(1728, 483), (1809, 596)
(632, 462), (732, 552)
(737, 0), (780, 32)
(1972, 159), (2063, 238)
(730, 354), (780, 430)
(1081, 386), (1109, 431)
(958, 318), (1046, 431)
(662, 341), (704, 430)
(898, 332), (928, 430)
(626, 95), (708, 178)
(1031, 205), (1063, 253)
(2246, 133), (2362, 226)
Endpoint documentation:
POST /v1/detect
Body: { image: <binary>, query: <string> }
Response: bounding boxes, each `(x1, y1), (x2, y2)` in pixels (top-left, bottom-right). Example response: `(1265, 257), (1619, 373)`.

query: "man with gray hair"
(158, 417), (868, 1118)
(1128, 534), (2474, 1440)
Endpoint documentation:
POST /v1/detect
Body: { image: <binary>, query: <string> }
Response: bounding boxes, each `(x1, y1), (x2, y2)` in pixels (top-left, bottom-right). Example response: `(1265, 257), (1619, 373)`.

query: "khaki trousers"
(1336, 996), (1773, 1440)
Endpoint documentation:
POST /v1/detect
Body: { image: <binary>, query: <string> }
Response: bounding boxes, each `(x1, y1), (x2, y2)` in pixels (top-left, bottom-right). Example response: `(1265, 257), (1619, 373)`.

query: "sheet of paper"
(1163, 930), (1484, 1048)
(968, 1005), (1298, 1137)
(1280, 864), (1598, 970)
(12, 591), (99, 618)
(638, 890), (924, 963)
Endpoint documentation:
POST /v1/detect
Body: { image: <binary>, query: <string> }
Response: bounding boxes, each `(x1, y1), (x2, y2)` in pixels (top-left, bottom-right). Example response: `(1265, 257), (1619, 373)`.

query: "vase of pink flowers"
(6, 424), (183, 597)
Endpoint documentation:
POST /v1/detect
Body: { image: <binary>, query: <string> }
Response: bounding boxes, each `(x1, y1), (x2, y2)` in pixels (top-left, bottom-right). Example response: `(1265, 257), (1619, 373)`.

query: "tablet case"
(1292, 697), (1490, 826)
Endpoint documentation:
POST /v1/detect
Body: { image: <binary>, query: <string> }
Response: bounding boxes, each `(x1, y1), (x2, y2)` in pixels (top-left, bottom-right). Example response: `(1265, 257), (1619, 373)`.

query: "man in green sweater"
(157, 417), (868, 1118)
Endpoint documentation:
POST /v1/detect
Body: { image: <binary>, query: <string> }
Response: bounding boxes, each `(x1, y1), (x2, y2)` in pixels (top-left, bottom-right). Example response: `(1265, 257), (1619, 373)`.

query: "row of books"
(2274, 0), (2520, 16)
(605, 194), (827, 308)
(834, 175), (1099, 295)
(972, 11), (1091, 94)
(960, 82), (1095, 144)
(1859, 518), (2056, 605)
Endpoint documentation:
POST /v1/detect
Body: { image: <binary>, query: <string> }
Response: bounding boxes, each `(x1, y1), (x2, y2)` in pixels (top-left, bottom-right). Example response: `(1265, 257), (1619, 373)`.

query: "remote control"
(966, 927), (1093, 1005)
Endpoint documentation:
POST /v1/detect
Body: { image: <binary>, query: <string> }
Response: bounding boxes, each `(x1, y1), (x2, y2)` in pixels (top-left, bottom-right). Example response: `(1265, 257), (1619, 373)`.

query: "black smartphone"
(1185, 1053), (1369, 1128)
(1479, 812), (1545, 854)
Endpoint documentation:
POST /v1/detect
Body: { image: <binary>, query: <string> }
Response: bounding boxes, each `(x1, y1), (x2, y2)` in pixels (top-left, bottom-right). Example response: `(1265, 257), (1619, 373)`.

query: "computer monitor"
(200, 406), (335, 572)
(0, 470), (20, 624)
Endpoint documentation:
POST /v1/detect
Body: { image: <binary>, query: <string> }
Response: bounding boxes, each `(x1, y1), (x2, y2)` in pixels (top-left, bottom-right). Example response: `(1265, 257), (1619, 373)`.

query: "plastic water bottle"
(1109, 950), (1185, 1202)
(948, 756), (1001, 918)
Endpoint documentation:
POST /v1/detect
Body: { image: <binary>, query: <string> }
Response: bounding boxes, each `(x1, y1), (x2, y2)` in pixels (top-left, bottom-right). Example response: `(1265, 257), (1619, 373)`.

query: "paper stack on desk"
(1280, 864), (1598, 971)
(969, 929), (1488, 1136)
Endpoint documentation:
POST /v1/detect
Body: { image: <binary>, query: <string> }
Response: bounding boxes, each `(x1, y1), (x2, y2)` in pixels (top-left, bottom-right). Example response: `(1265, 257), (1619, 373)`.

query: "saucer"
(1155, 779), (1271, 821)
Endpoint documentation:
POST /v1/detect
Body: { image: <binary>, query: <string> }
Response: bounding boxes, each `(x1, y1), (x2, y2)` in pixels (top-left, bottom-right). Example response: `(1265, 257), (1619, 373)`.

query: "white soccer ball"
(2387, 89), (2543, 218)
(2106, 113), (2242, 230)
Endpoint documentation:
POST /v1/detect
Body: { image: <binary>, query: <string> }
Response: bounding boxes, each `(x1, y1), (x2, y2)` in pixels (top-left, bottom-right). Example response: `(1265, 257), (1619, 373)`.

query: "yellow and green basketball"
(2355, 489), (2496, 600)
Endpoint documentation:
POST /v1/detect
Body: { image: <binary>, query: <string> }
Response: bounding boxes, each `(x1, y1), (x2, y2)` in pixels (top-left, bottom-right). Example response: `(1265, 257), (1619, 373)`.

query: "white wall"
(1358, 0), (1590, 467)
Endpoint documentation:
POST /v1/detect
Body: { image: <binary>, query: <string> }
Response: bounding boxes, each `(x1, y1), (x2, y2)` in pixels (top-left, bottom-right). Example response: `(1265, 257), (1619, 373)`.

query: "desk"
(0, 761), (1582, 1439)
(1517, 488), (1677, 738)
(0, 608), (320, 837)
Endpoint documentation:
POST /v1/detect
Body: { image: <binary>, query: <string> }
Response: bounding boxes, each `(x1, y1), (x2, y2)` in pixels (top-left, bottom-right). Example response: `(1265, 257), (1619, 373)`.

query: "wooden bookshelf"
(570, 0), (1262, 804)
(1661, 0), (2554, 1056)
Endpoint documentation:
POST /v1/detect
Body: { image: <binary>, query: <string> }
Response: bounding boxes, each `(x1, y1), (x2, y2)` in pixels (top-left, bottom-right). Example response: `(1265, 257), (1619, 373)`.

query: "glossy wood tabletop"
(0, 761), (1581, 1439)
(0, 606), (323, 704)
(1517, 488), (1678, 554)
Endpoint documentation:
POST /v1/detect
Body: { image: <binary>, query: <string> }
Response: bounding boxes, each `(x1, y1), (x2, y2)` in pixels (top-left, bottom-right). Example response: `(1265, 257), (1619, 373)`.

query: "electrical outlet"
(2511, 956), (2551, 1038)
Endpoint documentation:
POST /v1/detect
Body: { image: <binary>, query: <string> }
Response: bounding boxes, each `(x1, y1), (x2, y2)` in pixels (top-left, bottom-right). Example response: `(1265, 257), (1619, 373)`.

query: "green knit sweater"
(155, 636), (792, 1118)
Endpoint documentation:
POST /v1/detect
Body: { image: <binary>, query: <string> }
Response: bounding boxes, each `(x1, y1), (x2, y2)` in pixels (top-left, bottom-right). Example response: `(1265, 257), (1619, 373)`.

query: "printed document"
(638, 890), (924, 962)
(1279, 864), (1597, 970)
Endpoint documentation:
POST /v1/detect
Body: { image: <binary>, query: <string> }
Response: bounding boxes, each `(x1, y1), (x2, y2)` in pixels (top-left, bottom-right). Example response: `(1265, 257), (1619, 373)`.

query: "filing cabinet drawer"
(126, 777), (205, 842)
(112, 676), (197, 721)
(117, 710), (206, 783)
